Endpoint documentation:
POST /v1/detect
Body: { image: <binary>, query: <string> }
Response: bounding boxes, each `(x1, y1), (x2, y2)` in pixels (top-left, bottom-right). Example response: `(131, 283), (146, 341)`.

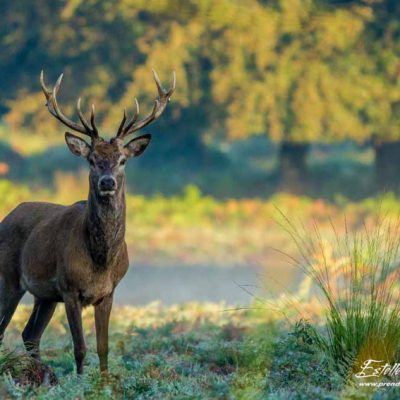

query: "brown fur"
(0, 136), (150, 374)
(16, 68), (176, 375)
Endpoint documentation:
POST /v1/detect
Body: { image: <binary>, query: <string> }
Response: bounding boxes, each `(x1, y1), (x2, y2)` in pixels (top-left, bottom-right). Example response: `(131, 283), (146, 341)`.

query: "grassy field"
(1, 303), (274, 399)
(0, 299), (398, 399)
(1, 180), (400, 398)
(0, 227), (398, 399)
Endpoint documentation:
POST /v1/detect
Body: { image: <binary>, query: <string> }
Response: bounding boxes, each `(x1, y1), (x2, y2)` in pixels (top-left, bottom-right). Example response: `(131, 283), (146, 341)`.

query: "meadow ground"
(1, 180), (400, 398)
(0, 301), (398, 399)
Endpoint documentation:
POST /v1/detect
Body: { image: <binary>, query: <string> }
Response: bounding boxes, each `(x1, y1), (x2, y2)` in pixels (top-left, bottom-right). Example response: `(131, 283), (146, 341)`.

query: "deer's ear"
(65, 132), (90, 158)
(124, 134), (151, 158)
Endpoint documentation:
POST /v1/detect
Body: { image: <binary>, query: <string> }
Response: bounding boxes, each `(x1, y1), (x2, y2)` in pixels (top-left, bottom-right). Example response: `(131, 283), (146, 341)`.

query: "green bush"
(280, 213), (400, 379)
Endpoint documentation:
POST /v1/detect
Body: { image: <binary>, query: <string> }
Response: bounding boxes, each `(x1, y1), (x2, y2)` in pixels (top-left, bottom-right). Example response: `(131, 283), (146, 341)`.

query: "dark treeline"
(1, 0), (400, 195)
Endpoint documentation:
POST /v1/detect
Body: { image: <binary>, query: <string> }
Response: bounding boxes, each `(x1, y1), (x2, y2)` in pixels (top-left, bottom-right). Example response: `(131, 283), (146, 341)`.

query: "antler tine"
(77, 98), (93, 133)
(116, 98), (140, 138)
(40, 71), (96, 139)
(53, 73), (63, 96)
(90, 104), (98, 136)
(169, 70), (176, 97)
(116, 108), (127, 137)
(117, 70), (175, 139)
(40, 70), (50, 96)
(40, 70), (59, 118)
(130, 99), (159, 133)
(122, 98), (140, 134)
(152, 69), (164, 98)
(76, 99), (98, 138)
(153, 69), (176, 99)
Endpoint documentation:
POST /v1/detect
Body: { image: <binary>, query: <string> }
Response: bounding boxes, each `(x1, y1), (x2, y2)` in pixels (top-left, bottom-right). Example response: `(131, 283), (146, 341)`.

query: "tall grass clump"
(279, 212), (400, 377)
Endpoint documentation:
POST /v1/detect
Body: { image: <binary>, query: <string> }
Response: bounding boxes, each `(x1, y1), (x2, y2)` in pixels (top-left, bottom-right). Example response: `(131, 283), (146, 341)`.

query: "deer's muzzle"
(98, 175), (117, 196)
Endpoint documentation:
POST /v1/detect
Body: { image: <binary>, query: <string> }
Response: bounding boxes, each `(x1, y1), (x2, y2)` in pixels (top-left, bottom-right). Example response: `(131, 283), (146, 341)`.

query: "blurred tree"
(1, 0), (400, 193)
(359, 0), (400, 191)
(0, 0), (223, 168)
(208, 0), (376, 191)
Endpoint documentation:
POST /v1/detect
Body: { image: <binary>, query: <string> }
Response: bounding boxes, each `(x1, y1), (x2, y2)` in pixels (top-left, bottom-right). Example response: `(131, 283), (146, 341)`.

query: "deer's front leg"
(64, 294), (86, 375)
(95, 292), (113, 372)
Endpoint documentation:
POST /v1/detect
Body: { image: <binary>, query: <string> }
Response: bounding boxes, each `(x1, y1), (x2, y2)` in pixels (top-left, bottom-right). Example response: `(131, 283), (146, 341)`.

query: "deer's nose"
(98, 175), (117, 192)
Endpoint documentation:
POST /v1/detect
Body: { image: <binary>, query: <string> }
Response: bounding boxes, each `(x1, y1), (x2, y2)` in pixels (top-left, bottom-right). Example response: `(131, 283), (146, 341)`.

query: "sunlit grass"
(0, 303), (277, 399)
(0, 298), (386, 399)
(2, 263), (400, 398)
(278, 212), (400, 380)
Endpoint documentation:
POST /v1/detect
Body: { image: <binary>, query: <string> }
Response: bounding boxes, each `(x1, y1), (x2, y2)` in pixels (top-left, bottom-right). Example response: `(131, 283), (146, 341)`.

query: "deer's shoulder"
(1, 201), (66, 234)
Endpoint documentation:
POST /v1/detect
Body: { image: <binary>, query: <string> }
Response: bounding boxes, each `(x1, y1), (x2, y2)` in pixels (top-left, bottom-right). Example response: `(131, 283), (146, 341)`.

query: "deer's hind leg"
(22, 297), (57, 359)
(0, 276), (25, 344)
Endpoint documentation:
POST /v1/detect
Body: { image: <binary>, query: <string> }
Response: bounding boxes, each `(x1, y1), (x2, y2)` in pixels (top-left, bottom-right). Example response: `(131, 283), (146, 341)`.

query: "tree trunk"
(278, 142), (310, 194)
(374, 141), (400, 193)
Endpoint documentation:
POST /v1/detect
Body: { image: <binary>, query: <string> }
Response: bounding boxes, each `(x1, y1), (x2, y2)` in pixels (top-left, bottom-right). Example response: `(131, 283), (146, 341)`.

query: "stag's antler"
(115, 69), (176, 140)
(40, 71), (99, 140)
(40, 69), (175, 141)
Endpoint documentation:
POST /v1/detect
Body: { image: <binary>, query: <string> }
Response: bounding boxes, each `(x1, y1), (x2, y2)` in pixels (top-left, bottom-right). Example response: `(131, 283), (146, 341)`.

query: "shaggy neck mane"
(84, 179), (126, 269)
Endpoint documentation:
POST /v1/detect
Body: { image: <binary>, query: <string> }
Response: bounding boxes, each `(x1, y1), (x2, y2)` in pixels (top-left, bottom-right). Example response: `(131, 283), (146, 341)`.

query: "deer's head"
(40, 70), (175, 197)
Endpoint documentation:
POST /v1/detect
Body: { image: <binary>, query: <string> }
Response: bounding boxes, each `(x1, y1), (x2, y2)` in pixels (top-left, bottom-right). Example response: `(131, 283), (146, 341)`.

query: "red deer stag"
(0, 69), (175, 374)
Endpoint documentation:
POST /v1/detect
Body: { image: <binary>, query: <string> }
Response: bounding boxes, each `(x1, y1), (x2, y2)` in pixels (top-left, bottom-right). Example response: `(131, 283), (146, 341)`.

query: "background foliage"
(0, 0), (398, 141)
(2, 0), (400, 195)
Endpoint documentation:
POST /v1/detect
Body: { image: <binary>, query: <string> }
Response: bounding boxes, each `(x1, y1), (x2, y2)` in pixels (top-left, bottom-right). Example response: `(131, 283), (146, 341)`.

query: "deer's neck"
(84, 181), (126, 269)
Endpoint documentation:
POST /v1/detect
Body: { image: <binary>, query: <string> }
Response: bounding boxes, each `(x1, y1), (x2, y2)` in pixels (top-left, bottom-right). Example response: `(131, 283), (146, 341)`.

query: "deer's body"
(1, 198), (128, 306)
(0, 69), (175, 375)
